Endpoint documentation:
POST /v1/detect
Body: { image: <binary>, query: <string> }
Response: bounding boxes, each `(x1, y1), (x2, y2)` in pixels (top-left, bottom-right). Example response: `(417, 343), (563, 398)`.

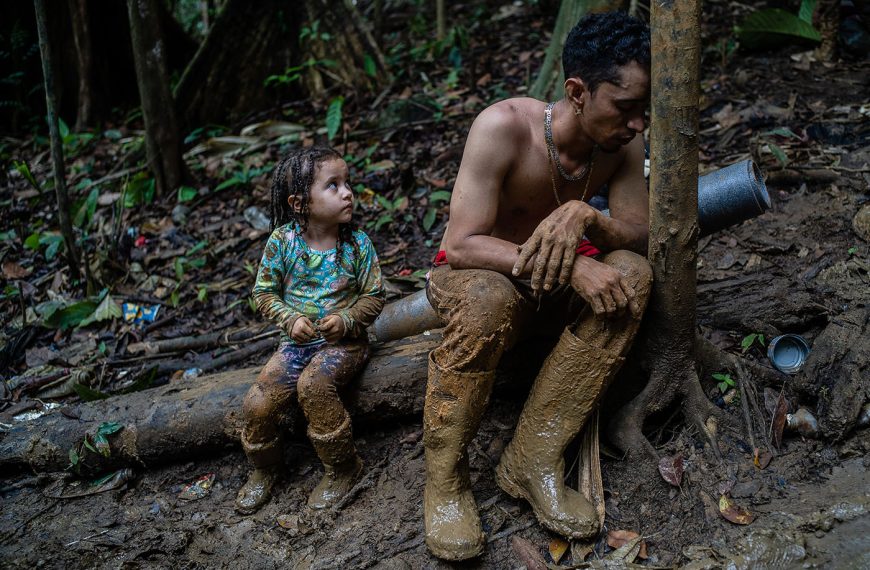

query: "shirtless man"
(422, 13), (653, 561)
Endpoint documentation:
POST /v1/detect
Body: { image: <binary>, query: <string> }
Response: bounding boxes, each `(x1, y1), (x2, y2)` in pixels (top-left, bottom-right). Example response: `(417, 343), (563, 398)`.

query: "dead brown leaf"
(511, 536), (546, 570)
(658, 454), (684, 486)
(770, 391), (788, 449)
(2, 260), (30, 279)
(718, 495), (755, 525)
(606, 529), (648, 559)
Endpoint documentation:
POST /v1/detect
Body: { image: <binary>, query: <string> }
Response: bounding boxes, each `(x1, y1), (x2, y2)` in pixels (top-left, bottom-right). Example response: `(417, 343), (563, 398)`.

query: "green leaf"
(764, 127), (801, 140)
(214, 177), (241, 192)
(197, 286), (208, 302)
(798, 0), (816, 24)
(13, 160), (40, 192)
(0, 229), (17, 242)
(177, 185), (198, 203)
(429, 190), (452, 204)
(326, 96), (344, 141)
(422, 207), (437, 231)
(374, 213), (393, 231)
(174, 257), (186, 280)
(82, 437), (98, 454)
(58, 116), (70, 140)
(741, 334), (758, 351)
(43, 299), (99, 330)
(73, 188), (99, 228)
(42, 234), (64, 260)
(78, 292), (122, 327)
(363, 54), (377, 77)
(69, 447), (80, 467)
(24, 232), (41, 250)
(768, 143), (789, 167)
(73, 383), (110, 401)
(187, 240), (208, 255)
(736, 9), (821, 49)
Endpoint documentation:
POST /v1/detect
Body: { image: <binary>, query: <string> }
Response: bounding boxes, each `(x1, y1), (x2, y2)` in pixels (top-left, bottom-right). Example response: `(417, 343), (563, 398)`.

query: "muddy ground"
(3, 4), (870, 570)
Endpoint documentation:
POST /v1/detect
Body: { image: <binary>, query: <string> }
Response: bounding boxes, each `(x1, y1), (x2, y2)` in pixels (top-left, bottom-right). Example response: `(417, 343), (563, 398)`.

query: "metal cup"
(767, 334), (811, 374)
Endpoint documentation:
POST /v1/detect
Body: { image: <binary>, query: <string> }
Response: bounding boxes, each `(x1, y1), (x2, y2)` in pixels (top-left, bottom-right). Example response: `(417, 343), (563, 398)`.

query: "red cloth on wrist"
(432, 239), (599, 267)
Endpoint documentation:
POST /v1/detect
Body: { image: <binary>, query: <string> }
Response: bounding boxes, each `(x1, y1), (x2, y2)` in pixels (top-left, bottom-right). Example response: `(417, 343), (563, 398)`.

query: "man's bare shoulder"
(470, 98), (541, 144)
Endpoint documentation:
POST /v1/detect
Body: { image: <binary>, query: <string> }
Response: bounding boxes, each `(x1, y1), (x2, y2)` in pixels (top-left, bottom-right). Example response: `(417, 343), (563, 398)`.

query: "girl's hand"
(290, 317), (317, 343)
(318, 314), (346, 343)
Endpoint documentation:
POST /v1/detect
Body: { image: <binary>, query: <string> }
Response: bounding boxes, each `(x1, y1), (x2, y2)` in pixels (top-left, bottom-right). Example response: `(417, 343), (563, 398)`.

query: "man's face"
(584, 61), (650, 153)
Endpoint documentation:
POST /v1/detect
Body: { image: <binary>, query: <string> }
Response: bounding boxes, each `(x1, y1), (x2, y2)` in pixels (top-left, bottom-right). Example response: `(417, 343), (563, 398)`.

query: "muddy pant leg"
(427, 266), (527, 372)
(423, 267), (528, 560)
(570, 250), (653, 357)
(296, 340), (370, 434)
(495, 250), (653, 539)
(242, 343), (309, 445)
(297, 340), (369, 509)
(236, 343), (314, 515)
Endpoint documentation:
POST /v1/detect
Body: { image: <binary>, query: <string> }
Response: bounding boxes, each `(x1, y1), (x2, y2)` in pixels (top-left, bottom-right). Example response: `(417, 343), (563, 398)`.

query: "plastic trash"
(244, 206), (271, 231)
(178, 473), (216, 501)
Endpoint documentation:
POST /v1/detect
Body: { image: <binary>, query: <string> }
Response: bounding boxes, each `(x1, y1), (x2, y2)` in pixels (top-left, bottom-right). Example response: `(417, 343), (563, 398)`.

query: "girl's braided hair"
(270, 146), (359, 262)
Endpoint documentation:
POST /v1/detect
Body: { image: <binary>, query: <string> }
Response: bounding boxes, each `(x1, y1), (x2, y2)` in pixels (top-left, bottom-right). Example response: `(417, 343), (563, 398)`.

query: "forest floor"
(2, 0), (869, 568)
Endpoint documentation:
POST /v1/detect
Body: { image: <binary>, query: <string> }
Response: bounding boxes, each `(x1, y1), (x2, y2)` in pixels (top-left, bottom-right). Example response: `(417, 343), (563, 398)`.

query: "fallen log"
(0, 333), (441, 474)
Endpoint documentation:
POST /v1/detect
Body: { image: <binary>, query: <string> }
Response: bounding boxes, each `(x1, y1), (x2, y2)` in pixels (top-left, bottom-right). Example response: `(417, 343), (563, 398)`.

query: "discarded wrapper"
(178, 473), (216, 501)
(122, 303), (160, 325)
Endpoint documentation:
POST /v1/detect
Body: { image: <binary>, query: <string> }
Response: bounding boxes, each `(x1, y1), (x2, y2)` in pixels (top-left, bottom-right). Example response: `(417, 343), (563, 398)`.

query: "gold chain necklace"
(545, 107), (597, 207)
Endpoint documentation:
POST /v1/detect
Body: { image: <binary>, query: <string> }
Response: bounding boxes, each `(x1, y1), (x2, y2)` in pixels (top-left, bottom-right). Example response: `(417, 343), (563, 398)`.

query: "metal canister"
(767, 334), (811, 374)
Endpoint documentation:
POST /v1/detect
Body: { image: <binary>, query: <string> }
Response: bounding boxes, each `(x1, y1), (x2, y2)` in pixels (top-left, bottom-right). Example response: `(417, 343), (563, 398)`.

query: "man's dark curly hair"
(562, 12), (650, 93)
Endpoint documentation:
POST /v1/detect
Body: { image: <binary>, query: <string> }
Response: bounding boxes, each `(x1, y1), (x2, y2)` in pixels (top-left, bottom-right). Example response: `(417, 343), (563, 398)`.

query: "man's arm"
(443, 105), (528, 275)
(584, 136), (649, 254)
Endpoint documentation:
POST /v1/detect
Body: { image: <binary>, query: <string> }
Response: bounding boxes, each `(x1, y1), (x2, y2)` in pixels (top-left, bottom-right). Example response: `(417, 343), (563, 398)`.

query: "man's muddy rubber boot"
(307, 413), (364, 509)
(424, 354), (495, 561)
(495, 328), (624, 539)
(235, 432), (282, 515)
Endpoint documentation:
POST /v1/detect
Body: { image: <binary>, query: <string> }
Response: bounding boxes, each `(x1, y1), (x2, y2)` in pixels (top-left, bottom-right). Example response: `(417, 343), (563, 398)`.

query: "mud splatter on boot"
(307, 413), (364, 509)
(235, 432), (282, 515)
(424, 355), (495, 561)
(495, 328), (624, 539)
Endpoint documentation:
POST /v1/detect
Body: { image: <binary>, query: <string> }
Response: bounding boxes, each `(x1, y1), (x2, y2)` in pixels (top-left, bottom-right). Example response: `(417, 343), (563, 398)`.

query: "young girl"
(235, 146), (385, 514)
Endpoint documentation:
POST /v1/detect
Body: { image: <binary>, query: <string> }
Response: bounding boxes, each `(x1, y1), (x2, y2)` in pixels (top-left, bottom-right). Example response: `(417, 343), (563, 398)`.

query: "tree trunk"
(0, 334), (439, 474)
(67, 0), (96, 129)
(174, 0), (296, 129)
(608, 0), (720, 461)
(529, 0), (623, 102)
(34, 0), (81, 284)
(302, 0), (391, 99)
(127, 0), (186, 197)
(175, 0), (390, 129)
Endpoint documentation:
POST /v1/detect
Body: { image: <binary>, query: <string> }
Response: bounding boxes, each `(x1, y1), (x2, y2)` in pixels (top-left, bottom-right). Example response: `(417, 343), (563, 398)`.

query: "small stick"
(735, 363), (757, 452)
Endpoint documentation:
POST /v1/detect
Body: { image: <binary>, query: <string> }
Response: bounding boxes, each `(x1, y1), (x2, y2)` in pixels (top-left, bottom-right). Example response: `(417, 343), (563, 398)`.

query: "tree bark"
(302, 0), (391, 98)
(529, 0), (622, 102)
(127, 0), (186, 197)
(34, 0), (81, 284)
(67, 0), (96, 129)
(608, 0), (720, 461)
(0, 334), (440, 474)
(174, 0), (390, 129)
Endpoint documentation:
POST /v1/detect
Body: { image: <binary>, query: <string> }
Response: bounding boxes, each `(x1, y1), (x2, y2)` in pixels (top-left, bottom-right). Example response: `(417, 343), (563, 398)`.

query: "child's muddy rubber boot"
(423, 354), (495, 561)
(307, 413), (364, 509)
(235, 432), (282, 515)
(495, 328), (624, 539)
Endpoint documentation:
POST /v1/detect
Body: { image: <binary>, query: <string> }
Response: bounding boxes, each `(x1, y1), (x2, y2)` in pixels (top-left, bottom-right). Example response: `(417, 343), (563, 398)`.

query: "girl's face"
(295, 157), (354, 226)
